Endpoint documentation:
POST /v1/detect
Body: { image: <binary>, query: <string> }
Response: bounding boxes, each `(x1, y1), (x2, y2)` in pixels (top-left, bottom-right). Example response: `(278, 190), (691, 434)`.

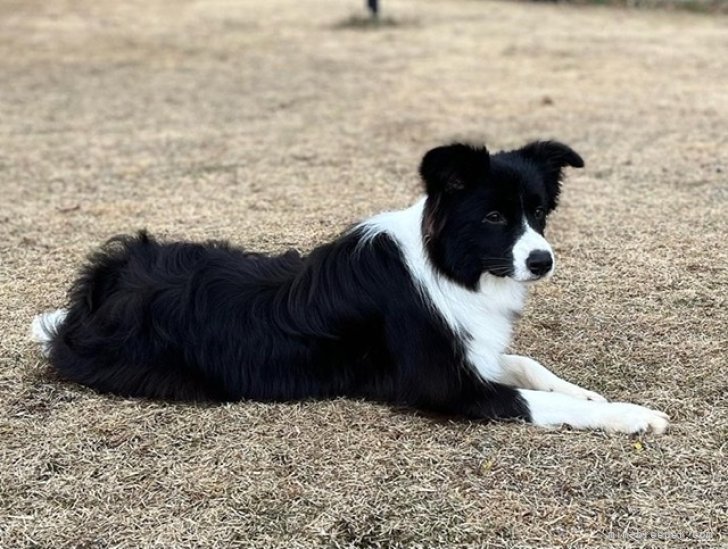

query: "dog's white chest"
(359, 198), (528, 382)
(441, 275), (527, 382)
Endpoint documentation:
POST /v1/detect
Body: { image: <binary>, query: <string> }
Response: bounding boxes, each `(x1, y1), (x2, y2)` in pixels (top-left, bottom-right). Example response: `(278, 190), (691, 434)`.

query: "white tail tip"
(31, 309), (67, 358)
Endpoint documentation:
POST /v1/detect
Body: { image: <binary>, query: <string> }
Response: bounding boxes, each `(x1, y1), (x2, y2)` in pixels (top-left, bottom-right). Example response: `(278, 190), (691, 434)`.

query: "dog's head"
(420, 140), (583, 289)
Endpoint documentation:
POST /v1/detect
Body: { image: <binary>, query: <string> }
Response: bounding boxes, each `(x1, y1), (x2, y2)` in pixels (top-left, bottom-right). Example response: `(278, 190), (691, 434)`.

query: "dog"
(31, 140), (669, 434)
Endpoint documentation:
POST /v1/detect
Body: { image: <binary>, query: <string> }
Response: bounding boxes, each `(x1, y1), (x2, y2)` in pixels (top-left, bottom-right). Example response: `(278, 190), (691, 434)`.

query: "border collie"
(31, 140), (669, 434)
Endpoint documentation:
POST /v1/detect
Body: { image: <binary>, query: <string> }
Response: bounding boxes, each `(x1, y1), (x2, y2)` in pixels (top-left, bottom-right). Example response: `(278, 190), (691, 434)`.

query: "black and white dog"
(32, 141), (668, 434)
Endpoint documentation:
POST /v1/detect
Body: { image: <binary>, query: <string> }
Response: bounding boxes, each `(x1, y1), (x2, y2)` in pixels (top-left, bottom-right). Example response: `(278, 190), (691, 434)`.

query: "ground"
(1, 0), (726, 547)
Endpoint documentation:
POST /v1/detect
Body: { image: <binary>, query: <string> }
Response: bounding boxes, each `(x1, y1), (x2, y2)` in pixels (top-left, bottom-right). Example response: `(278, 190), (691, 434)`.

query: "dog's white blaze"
(359, 197), (525, 382)
(31, 309), (67, 357)
(512, 219), (554, 282)
(520, 389), (670, 434)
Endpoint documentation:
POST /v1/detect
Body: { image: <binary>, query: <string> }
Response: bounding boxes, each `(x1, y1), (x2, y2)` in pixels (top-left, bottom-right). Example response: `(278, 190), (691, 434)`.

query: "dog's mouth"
(482, 263), (555, 282)
(514, 271), (553, 283)
(482, 263), (513, 278)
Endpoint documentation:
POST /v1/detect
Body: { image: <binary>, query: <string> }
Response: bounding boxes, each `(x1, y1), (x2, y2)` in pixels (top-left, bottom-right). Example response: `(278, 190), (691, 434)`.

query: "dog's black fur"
(41, 141), (583, 422)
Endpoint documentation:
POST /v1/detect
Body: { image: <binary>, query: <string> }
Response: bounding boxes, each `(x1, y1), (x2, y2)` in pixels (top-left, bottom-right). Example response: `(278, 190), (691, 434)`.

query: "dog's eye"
(534, 207), (545, 221)
(483, 211), (506, 225)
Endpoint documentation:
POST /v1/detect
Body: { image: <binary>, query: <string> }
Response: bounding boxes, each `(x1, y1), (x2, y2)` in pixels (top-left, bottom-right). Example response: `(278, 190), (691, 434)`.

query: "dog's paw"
(556, 381), (608, 402)
(601, 402), (670, 434)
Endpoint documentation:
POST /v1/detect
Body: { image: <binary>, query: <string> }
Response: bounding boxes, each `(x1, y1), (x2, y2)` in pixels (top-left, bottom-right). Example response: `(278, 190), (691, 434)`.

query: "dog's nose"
(526, 250), (553, 276)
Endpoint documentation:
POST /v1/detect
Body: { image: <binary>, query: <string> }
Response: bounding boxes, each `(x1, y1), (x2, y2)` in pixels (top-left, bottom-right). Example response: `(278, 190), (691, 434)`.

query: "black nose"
(526, 250), (553, 276)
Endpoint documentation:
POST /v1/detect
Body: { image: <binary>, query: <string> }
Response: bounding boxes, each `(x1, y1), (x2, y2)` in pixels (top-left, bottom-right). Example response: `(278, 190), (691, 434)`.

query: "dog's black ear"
(419, 143), (490, 195)
(518, 140), (584, 210)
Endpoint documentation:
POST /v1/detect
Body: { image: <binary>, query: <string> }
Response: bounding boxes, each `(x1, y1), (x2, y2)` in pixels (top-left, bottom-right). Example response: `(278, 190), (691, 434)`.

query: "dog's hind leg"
(498, 354), (606, 402)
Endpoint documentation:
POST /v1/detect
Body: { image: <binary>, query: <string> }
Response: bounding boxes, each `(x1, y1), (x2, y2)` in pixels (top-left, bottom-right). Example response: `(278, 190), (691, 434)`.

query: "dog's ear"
(518, 140), (584, 210)
(419, 143), (490, 196)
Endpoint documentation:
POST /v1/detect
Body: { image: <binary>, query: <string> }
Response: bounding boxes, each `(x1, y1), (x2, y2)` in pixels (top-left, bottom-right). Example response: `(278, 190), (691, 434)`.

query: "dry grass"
(546, 0), (728, 14)
(1, 0), (726, 547)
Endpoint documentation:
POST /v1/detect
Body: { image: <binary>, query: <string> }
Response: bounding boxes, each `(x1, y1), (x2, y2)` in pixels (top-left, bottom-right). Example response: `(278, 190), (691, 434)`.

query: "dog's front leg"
(498, 356), (670, 434)
(519, 389), (670, 434)
(498, 354), (606, 401)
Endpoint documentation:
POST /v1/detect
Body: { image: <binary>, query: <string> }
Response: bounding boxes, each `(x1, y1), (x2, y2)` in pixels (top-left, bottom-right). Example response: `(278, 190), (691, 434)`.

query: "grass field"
(1, 0), (726, 547)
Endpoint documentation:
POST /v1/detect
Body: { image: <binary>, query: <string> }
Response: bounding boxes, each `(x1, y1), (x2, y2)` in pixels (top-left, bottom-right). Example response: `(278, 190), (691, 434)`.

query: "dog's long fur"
(32, 140), (670, 433)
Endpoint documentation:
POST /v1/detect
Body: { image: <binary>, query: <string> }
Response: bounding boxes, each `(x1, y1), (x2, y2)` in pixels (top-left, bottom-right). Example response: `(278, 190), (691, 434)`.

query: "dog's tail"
(30, 309), (67, 358)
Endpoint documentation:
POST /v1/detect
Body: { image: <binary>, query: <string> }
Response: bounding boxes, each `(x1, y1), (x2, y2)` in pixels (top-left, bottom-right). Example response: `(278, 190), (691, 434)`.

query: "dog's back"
(36, 231), (309, 401)
(34, 229), (409, 403)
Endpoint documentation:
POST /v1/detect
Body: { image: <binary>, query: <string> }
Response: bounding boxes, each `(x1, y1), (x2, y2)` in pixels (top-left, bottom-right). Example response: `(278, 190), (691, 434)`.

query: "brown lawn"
(1, 0), (726, 546)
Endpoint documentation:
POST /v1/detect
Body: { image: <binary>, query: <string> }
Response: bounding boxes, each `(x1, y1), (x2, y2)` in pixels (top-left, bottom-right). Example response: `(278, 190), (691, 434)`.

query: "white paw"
(556, 382), (608, 402)
(601, 402), (670, 434)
